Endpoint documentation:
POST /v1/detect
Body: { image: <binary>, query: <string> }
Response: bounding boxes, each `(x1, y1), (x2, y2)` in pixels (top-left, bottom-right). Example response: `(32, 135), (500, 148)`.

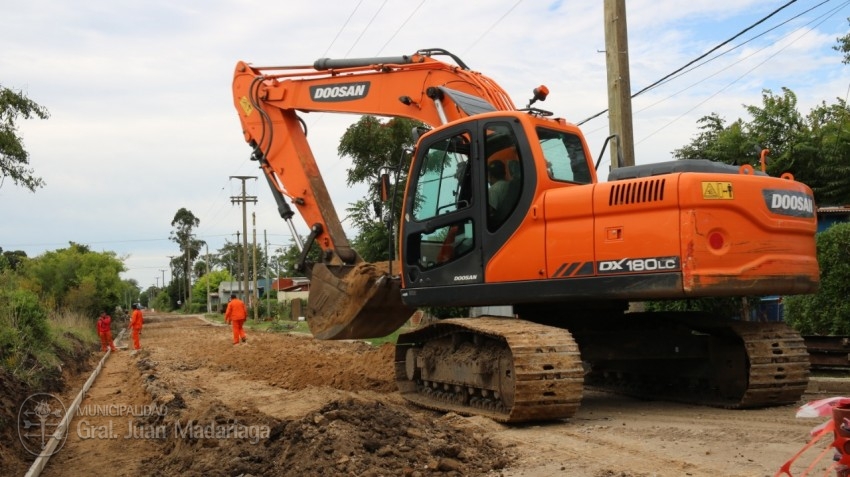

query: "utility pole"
(265, 229), (271, 319)
(159, 269), (166, 292)
(235, 231), (241, 297)
(252, 212), (259, 322)
(185, 233), (192, 311)
(166, 256), (178, 309)
(230, 175), (257, 307)
(205, 243), (211, 313)
(604, 0), (635, 168)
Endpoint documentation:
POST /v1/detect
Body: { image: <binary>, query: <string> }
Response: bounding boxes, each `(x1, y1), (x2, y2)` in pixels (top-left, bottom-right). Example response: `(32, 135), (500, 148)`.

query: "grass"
(0, 309), (98, 388)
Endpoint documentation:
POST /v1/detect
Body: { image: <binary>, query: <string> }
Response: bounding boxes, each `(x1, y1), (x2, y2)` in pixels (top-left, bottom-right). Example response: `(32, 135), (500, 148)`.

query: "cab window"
(537, 127), (592, 184)
(411, 133), (471, 222)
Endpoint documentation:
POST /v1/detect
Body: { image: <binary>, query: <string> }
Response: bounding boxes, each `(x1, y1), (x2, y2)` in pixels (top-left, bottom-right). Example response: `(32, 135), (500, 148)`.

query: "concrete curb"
(24, 329), (127, 477)
(808, 377), (850, 395)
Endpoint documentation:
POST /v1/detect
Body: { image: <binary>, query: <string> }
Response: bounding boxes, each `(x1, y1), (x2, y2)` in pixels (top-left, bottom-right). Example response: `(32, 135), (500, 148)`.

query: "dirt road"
(32, 313), (841, 477)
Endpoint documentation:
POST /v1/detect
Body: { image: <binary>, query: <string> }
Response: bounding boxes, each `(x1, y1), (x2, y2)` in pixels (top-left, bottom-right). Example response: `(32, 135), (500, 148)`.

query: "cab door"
(401, 122), (485, 293)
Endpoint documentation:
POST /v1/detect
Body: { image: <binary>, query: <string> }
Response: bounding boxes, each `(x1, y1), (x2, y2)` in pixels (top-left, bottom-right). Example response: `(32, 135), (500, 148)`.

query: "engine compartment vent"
(609, 178), (666, 206)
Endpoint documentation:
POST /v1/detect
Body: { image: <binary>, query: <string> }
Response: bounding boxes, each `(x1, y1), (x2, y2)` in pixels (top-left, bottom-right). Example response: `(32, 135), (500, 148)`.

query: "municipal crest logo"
(18, 393), (68, 456)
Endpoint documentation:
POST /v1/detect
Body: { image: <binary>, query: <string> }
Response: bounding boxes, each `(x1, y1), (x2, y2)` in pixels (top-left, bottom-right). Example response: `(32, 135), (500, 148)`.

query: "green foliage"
(424, 306), (470, 319)
(191, 269), (232, 306)
(215, 239), (266, 280)
(784, 222), (850, 334)
(23, 242), (126, 316)
(835, 17), (850, 64)
(151, 290), (171, 312)
(347, 199), (393, 262)
(0, 275), (93, 387)
(170, 208), (205, 307)
(274, 236), (320, 275)
(338, 116), (423, 262)
(0, 249), (27, 272)
(0, 85), (49, 192)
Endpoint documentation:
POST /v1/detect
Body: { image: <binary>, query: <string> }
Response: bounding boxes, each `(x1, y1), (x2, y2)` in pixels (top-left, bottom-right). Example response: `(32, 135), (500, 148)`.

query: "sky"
(1, 0), (849, 290)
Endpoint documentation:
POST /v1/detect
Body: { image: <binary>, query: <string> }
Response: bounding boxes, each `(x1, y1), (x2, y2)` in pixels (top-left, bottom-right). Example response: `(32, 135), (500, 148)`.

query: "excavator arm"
(230, 49), (517, 339)
(232, 48), (515, 265)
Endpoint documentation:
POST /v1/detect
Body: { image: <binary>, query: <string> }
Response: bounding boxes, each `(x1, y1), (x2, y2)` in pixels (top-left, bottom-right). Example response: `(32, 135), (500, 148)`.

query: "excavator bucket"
(306, 261), (415, 340)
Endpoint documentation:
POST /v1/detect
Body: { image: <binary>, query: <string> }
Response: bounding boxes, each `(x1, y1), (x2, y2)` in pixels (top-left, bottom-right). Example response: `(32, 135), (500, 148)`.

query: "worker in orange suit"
(224, 293), (248, 345)
(129, 303), (144, 351)
(97, 311), (117, 352)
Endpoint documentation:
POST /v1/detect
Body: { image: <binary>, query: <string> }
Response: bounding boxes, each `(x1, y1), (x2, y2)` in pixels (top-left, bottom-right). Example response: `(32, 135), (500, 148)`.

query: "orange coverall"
(224, 297), (248, 345)
(97, 313), (117, 352)
(129, 308), (144, 350)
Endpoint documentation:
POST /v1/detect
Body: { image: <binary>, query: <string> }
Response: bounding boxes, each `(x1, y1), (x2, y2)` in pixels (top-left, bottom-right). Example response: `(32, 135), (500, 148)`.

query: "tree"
(170, 208), (205, 309)
(835, 17), (850, 64)
(192, 269), (232, 311)
(672, 88), (850, 206)
(337, 116), (423, 261)
(0, 86), (49, 191)
(0, 248), (27, 272)
(274, 236), (320, 276)
(23, 242), (126, 316)
(216, 240), (266, 281)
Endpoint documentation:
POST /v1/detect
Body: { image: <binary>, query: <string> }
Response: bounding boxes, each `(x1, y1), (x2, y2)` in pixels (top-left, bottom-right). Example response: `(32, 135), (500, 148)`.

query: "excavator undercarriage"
(393, 313), (809, 422)
(573, 313), (810, 408)
(395, 317), (584, 423)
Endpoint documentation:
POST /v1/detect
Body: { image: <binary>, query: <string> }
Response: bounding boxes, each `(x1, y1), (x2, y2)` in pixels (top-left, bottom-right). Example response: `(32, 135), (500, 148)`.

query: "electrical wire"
(323, 0), (364, 58)
(637, 9), (840, 145)
(375, 0), (425, 55)
(650, 0), (837, 93)
(577, 0), (805, 125)
(461, 0), (524, 56)
(634, 0), (849, 120)
(344, 0), (389, 58)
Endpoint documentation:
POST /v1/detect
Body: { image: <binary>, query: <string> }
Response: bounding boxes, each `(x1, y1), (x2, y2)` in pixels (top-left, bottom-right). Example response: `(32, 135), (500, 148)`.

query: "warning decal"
(701, 182), (734, 200)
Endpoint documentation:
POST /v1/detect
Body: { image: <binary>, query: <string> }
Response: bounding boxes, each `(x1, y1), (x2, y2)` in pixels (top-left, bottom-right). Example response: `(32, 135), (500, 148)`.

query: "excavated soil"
(4, 313), (846, 476)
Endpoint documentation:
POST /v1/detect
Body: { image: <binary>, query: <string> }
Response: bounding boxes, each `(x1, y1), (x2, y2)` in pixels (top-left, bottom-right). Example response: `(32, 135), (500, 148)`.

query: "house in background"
(214, 281), (264, 311)
(273, 277), (310, 320)
(817, 205), (850, 232)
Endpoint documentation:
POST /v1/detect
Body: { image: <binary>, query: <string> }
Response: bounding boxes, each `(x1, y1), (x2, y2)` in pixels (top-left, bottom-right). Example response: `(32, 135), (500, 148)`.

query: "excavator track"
(578, 316), (810, 408)
(395, 317), (584, 423)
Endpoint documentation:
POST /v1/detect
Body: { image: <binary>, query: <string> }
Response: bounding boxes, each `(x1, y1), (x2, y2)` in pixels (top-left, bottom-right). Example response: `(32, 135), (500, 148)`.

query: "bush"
(0, 286), (96, 387)
(784, 222), (850, 334)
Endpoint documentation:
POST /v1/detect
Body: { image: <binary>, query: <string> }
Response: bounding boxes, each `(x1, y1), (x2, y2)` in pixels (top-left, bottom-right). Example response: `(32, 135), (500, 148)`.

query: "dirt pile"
(147, 395), (513, 477)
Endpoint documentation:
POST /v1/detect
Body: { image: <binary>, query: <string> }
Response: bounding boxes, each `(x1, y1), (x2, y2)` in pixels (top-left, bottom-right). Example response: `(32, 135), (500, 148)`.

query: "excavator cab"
(399, 112), (548, 297)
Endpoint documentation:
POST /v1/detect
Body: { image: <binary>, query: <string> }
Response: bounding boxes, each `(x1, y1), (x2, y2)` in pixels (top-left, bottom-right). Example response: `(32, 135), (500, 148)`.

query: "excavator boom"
(231, 49), (518, 339)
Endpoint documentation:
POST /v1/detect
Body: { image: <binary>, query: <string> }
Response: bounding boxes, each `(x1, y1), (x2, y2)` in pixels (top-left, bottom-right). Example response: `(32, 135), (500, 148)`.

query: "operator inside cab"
(485, 133), (522, 231)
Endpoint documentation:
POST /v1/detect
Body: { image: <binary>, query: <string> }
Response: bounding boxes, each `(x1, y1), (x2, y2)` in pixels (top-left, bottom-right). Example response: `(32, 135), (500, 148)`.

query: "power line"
(344, 0), (389, 58)
(462, 0), (523, 56)
(631, 0), (849, 122)
(637, 10), (838, 145)
(578, 0), (802, 125)
(375, 0), (425, 55)
(323, 0), (364, 57)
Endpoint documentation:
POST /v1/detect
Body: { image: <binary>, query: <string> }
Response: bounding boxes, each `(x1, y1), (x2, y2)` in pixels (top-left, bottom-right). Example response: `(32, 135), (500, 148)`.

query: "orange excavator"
(231, 48), (819, 423)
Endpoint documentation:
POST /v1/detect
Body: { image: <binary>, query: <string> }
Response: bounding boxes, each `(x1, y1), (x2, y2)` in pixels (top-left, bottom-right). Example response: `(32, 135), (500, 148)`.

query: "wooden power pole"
(604, 0), (636, 168)
(230, 176), (257, 306)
